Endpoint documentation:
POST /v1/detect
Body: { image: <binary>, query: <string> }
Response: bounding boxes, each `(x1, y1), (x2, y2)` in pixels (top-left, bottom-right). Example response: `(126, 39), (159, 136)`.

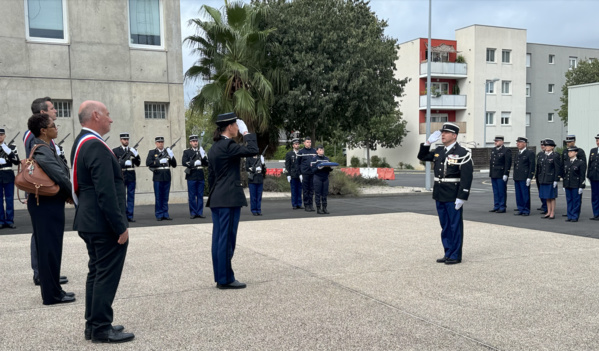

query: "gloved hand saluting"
(236, 119), (249, 135)
(455, 198), (465, 210)
(427, 130), (442, 145)
(502, 175), (508, 182)
(526, 178), (531, 187)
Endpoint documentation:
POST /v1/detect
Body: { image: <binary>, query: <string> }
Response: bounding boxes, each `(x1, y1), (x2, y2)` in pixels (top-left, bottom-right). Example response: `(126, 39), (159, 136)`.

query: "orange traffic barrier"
(385, 168), (395, 180)
(377, 168), (386, 179)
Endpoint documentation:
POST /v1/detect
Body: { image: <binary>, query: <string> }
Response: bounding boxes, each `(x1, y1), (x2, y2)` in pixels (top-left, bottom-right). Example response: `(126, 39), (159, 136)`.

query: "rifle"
(57, 133), (71, 147)
(104, 136), (110, 142)
(118, 137), (144, 170)
(7, 131), (20, 146)
(248, 146), (268, 181)
(150, 137), (182, 172)
(184, 146), (206, 175)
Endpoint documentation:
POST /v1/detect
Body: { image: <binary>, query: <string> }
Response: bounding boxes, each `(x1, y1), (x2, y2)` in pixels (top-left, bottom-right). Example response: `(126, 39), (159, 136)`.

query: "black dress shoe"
(308, 206), (315, 212)
(197, 215), (205, 218)
(44, 294), (76, 305)
(190, 215), (196, 219)
(571, 219), (578, 222)
(565, 219), (571, 222)
(537, 207), (544, 211)
(60, 276), (68, 284)
(127, 218), (136, 223)
(590, 217), (599, 220)
(3, 224), (16, 229)
(514, 208), (520, 211)
(296, 206), (304, 209)
(444, 258), (461, 265)
(92, 329), (135, 344)
(521, 213), (530, 216)
(292, 207), (297, 210)
(252, 213), (258, 216)
(216, 280), (247, 289)
(548, 216), (555, 219)
(257, 213), (263, 216)
(562, 214), (568, 217)
(163, 217), (173, 220)
(33, 277), (40, 285)
(489, 209), (498, 212)
(496, 209), (506, 213)
(436, 257), (448, 263)
(156, 218), (163, 221)
(540, 211), (548, 215)
(61, 290), (75, 297)
(514, 212), (522, 216)
(85, 325), (124, 341)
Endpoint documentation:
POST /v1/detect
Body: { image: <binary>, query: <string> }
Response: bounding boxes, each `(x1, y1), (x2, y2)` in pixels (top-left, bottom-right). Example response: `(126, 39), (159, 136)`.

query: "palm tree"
(184, 1), (278, 133)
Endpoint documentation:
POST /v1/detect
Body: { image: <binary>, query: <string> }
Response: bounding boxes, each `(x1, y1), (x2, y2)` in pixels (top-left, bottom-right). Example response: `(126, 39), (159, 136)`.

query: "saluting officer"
(537, 138), (561, 219)
(297, 137), (317, 212)
(284, 138), (303, 209)
(563, 146), (586, 222)
(536, 140), (548, 213)
(182, 135), (208, 219)
(513, 137), (536, 216)
(417, 123), (473, 265)
(112, 133), (141, 222)
(587, 134), (599, 220)
(146, 136), (177, 221)
(489, 136), (512, 213)
(0, 129), (19, 229)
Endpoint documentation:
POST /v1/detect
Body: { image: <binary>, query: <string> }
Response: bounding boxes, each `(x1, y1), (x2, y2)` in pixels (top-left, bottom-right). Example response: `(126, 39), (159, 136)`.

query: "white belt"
(155, 167), (170, 170)
(123, 168), (136, 171)
(0, 168), (13, 171)
(434, 177), (460, 183)
(193, 166), (203, 169)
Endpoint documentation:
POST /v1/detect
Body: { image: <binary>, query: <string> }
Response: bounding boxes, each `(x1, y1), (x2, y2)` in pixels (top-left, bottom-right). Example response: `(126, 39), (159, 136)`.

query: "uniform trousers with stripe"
(290, 178), (303, 207)
(435, 200), (464, 261)
(491, 178), (507, 211)
(565, 188), (582, 220)
(187, 180), (205, 217)
(210, 207), (241, 285)
(514, 180), (531, 214)
(153, 181), (170, 219)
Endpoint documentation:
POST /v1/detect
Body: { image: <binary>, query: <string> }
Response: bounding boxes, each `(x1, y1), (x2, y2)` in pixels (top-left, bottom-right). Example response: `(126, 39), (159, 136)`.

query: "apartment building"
(0, 0), (185, 193)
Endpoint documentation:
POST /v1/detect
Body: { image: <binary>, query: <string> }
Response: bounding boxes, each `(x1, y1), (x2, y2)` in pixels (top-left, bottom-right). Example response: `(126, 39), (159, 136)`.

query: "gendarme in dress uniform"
(513, 137), (536, 216)
(588, 134), (599, 220)
(489, 136), (512, 213)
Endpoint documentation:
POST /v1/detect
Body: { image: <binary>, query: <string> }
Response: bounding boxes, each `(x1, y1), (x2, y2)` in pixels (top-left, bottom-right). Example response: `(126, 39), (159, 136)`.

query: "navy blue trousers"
(565, 188), (582, 220)
(249, 183), (263, 213)
(491, 177), (507, 211)
(211, 207), (241, 285)
(537, 181), (547, 211)
(153, 181), (170, 219)
(302, 174), (314, 207)
(314, 176), (329, 207)
(514, 180), (531, 214)
(0, 181), (14, 225)
(290, 178), (303, 207)
(435, 201), (463, 261)
(591, 181), (599, 217)
(125, 181), (135, 220)
(187, 180), (205, 216)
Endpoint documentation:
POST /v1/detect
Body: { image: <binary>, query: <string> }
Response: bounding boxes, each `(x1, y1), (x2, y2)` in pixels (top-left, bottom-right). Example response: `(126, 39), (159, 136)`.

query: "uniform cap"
(567, 146), (579, 152)
(0, 128), (5, 134)
(564, 135), (576, 142)
(595, 134), (599, 140)
(189, 135), (198, 141)
(440, 123), (459, 134)
(544, 138), (556, 147)
(216, 112), (237, 126)
(291, 138), (300, 144)
(516, 137), (528, 143)
(494, 136), (504, 141)
(155, 136), (165, 142)
(120, 132), (129, 139)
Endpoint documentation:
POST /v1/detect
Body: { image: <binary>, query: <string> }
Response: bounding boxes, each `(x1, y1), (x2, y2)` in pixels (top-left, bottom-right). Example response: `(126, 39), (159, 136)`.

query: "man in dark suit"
(513, 137), (536, 216)
(488, 136), (512, 213)
(285, 138), (303, 209)
(417, 123), (473, 265)
(182, 134), (208, 219)
(71, 100), (134, 343)
(145, 136), (177, 221)
(207, 112), (258, 289)
(112, 133), (141, 222)
(587, 135), (599, 220)
(0, 128), (20, 229)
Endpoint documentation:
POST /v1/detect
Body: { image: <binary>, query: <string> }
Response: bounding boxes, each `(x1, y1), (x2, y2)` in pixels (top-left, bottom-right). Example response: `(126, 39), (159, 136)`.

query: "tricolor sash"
(24, 130), (57, 154)
(70, 133), (115, 205)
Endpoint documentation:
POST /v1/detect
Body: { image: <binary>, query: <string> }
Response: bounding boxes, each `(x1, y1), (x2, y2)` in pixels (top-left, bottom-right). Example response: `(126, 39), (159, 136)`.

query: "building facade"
(0, 0), (185, 195)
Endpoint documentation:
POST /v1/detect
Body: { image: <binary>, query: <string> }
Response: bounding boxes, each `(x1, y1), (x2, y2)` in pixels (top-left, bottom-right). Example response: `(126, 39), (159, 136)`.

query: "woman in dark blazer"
(536, 138), (561, 219)
(26, 114), (75, 305)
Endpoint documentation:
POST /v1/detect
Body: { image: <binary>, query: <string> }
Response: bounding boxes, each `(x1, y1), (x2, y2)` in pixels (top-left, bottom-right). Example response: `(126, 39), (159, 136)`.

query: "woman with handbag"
(26, 114), (75, 305)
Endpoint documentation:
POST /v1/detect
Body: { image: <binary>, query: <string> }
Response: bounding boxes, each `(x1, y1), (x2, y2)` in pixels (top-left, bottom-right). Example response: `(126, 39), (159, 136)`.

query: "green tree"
(184, 1), (279, 133)
(559, 58), (599, 125)
(185, 108), (213, 150)
(256, 0), (406, 149)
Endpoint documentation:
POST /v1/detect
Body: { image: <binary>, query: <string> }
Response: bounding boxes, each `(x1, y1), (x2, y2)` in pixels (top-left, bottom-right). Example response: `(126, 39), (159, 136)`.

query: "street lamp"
(483, 78), (500, 147)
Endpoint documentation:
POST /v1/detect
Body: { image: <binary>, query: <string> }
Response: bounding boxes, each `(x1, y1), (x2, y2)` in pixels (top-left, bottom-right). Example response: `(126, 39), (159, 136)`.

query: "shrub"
(272, 145), (289, 160)
(328, 171), (360, 196)
(370, 155), (381, 167)
(352, 174), (388, 186)
(380, 157), (391, 168)
(332, 153), (347, 167)
(405, 163), (414, 170)
(350, 156), (360, 167)
(263, 175), (291, 192)
(397, 161), (404, 169)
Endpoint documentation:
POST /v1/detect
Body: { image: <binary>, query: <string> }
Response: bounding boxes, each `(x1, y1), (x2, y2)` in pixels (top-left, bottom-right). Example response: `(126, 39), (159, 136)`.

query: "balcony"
(419, 94), (467, 110)
(419, 62), (467, 79)
(419, 122), (467, 135)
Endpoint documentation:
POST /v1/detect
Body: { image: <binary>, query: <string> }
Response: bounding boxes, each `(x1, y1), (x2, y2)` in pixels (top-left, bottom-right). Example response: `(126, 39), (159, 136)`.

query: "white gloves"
(300, 175), (303, 182)
(125, 160), (132, 167)
(427, 130), (442, 145)
(0, 158), (6, 165)
(287, 176), (291, 182)
(200, 147), (206, 158)
(1, 144), (12, 155)
(194, 160), (201, 166)
(256, 166), (262, 173)
(526, 178), (531, 187)
(54, 144), (61, 155)
(166, 148), (174, 158)
(318, 166), (324, 169)
(502, 175), (508, 182)
(159, 158), (168, 164)
(553, 181), (558, 188)
(236, 119), (249, 135)
(130, 147), (138, 157)
(455, 198), (465, 210)
(579, 188), (584, 195)
(260, 155), (265, 163)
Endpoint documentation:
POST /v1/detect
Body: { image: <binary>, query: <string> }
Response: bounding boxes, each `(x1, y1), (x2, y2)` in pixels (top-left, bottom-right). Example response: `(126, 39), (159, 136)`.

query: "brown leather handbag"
(15, 144), (60, 205)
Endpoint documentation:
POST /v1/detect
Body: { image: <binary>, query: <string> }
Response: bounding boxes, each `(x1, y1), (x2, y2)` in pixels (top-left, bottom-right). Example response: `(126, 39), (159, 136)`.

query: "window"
(426, 82), (449, 95)
(486, 80), (497, 94)
(425, 51), (449, 62)
(549, 54), (555, 64)
(526, 83), (531, 97)
(129, 0), (163, 47)
(486, 48), (496, 62)
(25, 0), (68, 42)
(144, 102), (167, 119)
(54, 100), (72, 118)
(526, 53), (531, 67)
(526, 113), (531, 127)
(501, 112), (511, 125)
(548, 84), (555, 93)
(548, 113), (554, 122)
(502, 81), (511, 94)
(430, 113), (448, 123)
(486, 112), (495, 125)
(569, 57), (578, 69)
(502, 50), (511, 63)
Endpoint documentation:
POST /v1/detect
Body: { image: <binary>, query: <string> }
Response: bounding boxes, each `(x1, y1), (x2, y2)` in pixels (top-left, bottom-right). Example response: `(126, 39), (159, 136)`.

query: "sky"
(179, 0), (599, 104)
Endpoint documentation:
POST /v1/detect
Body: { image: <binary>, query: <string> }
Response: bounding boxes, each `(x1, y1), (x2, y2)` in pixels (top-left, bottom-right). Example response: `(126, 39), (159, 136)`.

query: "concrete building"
(0, 0), (185, 196)
(347, 24), (599, 170)
(566, 82), (599, 155)
(526, 44), (599, 147)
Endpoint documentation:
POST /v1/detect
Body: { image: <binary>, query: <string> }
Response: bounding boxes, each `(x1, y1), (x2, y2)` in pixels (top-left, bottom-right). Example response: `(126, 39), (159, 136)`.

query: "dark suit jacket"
(513, 149), (536, 181)
(207, 134), (258, 208)
(70, 130), (128, 235)
(489, 145), (512, 178)
(31, 138), (71, 199)
(112, 146), (141, 183)
(417, 143), (473, 202)
(146, 148), (177, 182)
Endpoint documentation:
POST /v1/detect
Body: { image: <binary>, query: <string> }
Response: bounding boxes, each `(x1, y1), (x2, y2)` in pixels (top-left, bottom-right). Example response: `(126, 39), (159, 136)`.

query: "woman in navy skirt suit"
(536, 138), (561, 219)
